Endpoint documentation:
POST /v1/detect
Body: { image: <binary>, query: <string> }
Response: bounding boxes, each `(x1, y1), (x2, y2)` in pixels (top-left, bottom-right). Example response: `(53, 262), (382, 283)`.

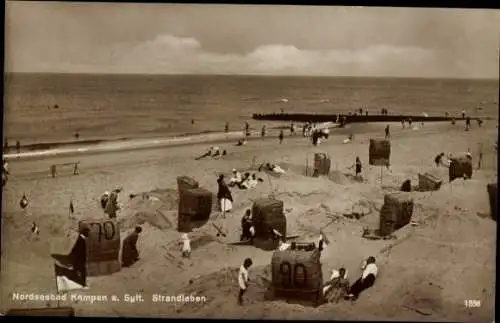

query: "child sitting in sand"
(181, 233), (191, 258)
(229, 169), (242, 187)
(239, 173), (252, 189)
(323, 268), (350, 303)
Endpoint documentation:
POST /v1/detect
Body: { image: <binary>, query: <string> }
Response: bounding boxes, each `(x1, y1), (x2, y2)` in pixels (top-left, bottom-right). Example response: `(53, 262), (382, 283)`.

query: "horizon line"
(5, 71), (499, 81)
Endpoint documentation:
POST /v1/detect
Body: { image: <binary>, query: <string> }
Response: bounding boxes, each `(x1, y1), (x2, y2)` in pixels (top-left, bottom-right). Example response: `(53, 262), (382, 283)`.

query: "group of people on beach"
(228, 169), (264, 190)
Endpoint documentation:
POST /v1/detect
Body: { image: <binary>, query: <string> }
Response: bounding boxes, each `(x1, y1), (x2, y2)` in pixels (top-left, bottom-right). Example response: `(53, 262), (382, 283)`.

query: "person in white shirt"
(346, 256), (378, 301)
(181, 233), (191, 258)
(238, 258), (253, 305)
(278, 237), (291, 251)
(247, 174), (258, 188)
(272, 164), (286, 174)
(229, 169), (242, 186)
(323, 267), (350, 303)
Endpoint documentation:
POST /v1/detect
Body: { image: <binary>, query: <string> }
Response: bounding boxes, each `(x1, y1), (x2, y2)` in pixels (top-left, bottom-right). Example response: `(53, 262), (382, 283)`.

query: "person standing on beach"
(477, 143), (484, 170)
(290, 122), (295, 135)
(217, 174), (233, 213)
(279, 130), (284, 144)
(384, 125), (390, 140)
(462, 110), (466, 119)
(237, 258), (253, 305)
(225, 122), (229, 133)
(261, 125), (266, 138)
(15, 140), (21, 154)
(2, 161), (9, 187)
(408, 117), (412, 128)
(245, 122), (250, 137)
(104, 188), (121, 219)
(3, 138), (9, 152)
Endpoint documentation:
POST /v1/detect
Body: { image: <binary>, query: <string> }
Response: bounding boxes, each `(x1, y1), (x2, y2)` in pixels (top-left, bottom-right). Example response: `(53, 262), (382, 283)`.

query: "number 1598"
(464, 300), (481, 308)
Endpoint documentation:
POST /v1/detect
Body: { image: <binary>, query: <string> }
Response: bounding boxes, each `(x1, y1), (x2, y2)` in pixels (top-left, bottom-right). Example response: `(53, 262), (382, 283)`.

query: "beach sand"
(1, 120), (497, 321)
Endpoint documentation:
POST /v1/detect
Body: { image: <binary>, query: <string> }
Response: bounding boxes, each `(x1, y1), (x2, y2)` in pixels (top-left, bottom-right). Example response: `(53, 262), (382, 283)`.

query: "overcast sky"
(5, 2), (500, 78)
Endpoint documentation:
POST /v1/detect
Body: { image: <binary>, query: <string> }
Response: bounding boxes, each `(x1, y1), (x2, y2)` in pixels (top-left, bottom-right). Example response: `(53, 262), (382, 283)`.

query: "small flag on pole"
(54, 263), (85, 293)
(20, 194), (28, 209)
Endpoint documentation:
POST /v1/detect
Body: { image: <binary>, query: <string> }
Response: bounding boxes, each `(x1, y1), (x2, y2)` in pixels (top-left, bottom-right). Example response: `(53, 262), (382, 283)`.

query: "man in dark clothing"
(240, 209), (254, 242)
(15, 141), (21, 154)
(349, 157), (362, 177)
(225, 122), (229, 133)
(434, 152), (445, 167)
(384, 125), (390, 140)
(69, 227), (90, 287)
(122, 226), (142, 267)
(346, 256), (378, 301)
(245, 122), (250, 136)
(465, 117), (471, 131)
(279, 130), (284, 144)
(217, 175), (233, 213)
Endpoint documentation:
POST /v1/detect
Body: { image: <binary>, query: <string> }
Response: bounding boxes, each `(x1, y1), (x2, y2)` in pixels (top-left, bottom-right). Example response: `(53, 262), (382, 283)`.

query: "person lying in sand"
(343, 134), (354, 144)
(195, 146), (221, 160)
(236, 139), (247, 146)
(217, 174), (233, 213)
(345, 256), (378, 301)
(247, 174), (259, 188)
(323, 267), (350, 303)
(239, 172), (252, 189)
(259, 163), (286, 174)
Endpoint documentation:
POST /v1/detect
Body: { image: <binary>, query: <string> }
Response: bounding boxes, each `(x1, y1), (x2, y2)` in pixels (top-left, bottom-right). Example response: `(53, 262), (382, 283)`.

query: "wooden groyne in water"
(252, 113), (480, 124)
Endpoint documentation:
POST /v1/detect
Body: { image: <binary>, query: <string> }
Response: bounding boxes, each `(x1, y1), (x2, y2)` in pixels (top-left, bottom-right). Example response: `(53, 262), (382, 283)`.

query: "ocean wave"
(2, 122), (342, 161)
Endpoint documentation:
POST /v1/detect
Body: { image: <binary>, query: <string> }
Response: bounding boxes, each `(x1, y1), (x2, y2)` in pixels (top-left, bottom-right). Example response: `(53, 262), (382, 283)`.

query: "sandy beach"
(1, 120), (497, 321)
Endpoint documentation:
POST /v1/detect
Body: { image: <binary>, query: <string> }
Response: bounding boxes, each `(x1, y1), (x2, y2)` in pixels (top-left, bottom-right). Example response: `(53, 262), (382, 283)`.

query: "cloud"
(111, 34), (436, 76)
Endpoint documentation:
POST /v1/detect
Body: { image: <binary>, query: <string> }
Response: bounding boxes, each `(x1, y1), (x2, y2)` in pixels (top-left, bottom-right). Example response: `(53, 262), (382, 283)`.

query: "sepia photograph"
(1, 1), (499, 320)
